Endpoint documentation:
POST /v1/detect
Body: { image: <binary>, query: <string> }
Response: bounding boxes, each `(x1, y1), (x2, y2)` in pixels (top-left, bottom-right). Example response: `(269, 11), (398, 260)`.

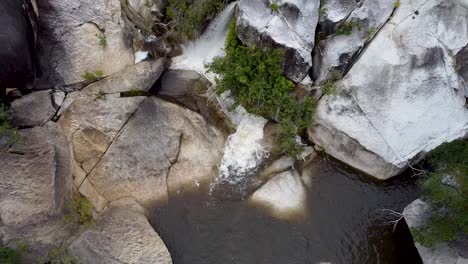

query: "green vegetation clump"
(207, 20), (317, 156)
(38, 248), (84, 264)
(412, 140), (468, 247)
(321, 69), (341, 95)
(96, 33), (107, 47)
(366, 26), (376, 40)
(81, 70), (104, 82)
(166, 0), (226, 40)
(65, 193), (94, 227)
(0, 246), (19, 264)
(120, 89), (148, 97)
(269, 2), (279, 12)
(335, 20), (362, 36)
(0, 104), (19, 147)
(394, 0), (401, 8)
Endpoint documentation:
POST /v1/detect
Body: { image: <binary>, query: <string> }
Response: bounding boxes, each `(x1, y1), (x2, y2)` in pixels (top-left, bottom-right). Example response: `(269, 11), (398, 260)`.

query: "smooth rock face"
(0, 122), (71, 229)
(37, 0), (134, 88)
(68, 206), (172, 264)
(82, 58), (167, 95)
(309, 0), (468, 179)
(236, 0), (320, 83)
(318, 0), (357, 36)
(11, 90), (56, 127)
(313, 0), (395, 82)
(404, 199), (468, 264)
(87, 97), (225, 207)
(250, 170), (307, 220)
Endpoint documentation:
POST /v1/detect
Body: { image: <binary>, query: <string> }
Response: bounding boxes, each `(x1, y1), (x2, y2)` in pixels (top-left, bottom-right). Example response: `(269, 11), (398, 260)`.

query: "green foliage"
(321, 69), (341, 95)
(0, 246), (19, 264)
(207, 20), (317, 156)
(120, 89), (148, 97)
(0, 104), (19, 147)
(394, 0), (401, 8)
(319, 7), (328, 17)
(166, 0), (226, 40)
(412, 140), (468, 247)
(96, 33), (107, 47)
(38, 248), (84, 264)
(81, 70), (104, 82)
(269, 2), (279, 12)
(335, 20), (362, 36)
(366, 26), (376, 40)
(65, 193), (94, 227)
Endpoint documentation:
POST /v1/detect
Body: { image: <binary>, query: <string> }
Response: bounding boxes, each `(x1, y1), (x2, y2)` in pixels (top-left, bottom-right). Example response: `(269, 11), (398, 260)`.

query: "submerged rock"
(68, 206), (172, 264)
(37, 0), (134, 89)
(404, 199), (468, 264)
(309, 0), (468, 179)
(250, 170), (307, 220)
(236, 0), (320, 83)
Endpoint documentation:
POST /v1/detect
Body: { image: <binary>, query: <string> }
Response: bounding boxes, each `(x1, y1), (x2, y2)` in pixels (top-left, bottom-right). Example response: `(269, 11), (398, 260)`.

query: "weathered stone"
(87, 97), (225, 207)
(309, 0), (468, 179)
(236, 0), (320, 83)
(68, 206), (172, 264)
(159, 69), (230, 131)
(404, 199), (468, 264)
(317, 0), (357, 37)
(82, 58), (168, 96)
(313, 0), (395, 83)
(122, 0), (167, 32)
(36, 0), (134, 88)
(78, 179), (108, 212)
(250, 169), (307, 220)
(11, 90), (55, 127)
(58, 96), (145, 173)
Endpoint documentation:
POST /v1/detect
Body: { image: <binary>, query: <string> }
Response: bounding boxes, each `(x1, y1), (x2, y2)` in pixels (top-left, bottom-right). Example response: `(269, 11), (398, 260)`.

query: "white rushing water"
(171, 2), (237, 81)
(171, 2), (269, 188)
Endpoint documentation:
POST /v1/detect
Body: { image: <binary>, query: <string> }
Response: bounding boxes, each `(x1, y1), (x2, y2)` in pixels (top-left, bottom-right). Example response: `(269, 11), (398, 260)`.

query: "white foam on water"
(171, 2), (237, 80)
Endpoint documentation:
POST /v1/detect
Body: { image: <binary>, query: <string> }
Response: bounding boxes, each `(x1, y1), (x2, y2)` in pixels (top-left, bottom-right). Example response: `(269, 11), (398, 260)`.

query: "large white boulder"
(236, 0), (320, 83)
(309, 0), (468, 179)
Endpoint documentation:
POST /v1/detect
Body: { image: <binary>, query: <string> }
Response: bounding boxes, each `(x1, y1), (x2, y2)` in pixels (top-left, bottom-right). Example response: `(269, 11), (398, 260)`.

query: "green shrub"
(166, 0), (226, 40)
(321, 69), (341, 95)
(65, 193), (94, 227)
(412, 140), (468, 247)
(96, 33), (107, 47)
(207, 20), (317, 156)
(335, 20), (362, 36)
(394, 0), (401, 8)
(0, 104), (19, 147)
(0, 246), (19, 264)
(81, 70), (104, 82)
(38, 248), (84, 264)
(269, 2), (279, 12)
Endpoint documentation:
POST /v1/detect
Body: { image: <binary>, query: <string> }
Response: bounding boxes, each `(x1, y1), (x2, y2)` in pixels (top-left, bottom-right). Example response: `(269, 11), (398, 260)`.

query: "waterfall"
(171, 2), (269, 196)
(171, 2), (237, 80)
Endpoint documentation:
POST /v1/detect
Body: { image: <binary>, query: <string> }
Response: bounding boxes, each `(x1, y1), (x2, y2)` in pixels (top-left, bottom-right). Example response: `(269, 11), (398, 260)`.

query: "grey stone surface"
(68, 206), (172, 264)
(11, 90), (55, 127)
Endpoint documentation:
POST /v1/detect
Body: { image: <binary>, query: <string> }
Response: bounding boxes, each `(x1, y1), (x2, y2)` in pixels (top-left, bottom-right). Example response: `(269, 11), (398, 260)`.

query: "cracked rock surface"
(309, 0), (468, 179)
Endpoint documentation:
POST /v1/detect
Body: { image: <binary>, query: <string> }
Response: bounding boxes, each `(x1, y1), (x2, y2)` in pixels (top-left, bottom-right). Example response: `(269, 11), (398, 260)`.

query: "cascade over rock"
(235, 0), (320, 83)
(309, 0), (468, 179)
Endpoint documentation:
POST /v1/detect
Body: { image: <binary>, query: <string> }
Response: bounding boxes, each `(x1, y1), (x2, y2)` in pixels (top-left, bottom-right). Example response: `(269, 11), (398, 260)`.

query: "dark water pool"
(152, 158), (423, 264)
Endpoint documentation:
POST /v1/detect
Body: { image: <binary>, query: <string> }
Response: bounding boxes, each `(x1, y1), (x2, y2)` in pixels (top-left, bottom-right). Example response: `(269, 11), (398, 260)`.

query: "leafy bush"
(81, 70), (104, 82)
(0, 104), (19, 147)
(65, 193), (94, 227)
(321, 69), (341, 95)
(207, 20), (317, 156)
(335, 20), (362, 36)
(38, 248), (84, 264)
(269, 2), (279, 12)
(166, 0), (226, 40)
(394, 0), (401, 8)
(412, 140), (468, 247)
(0, 246), (19, 264)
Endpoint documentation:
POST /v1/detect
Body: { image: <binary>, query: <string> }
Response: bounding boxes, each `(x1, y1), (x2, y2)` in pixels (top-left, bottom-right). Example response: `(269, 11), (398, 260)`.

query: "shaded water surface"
(153, 158), (422, 264)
